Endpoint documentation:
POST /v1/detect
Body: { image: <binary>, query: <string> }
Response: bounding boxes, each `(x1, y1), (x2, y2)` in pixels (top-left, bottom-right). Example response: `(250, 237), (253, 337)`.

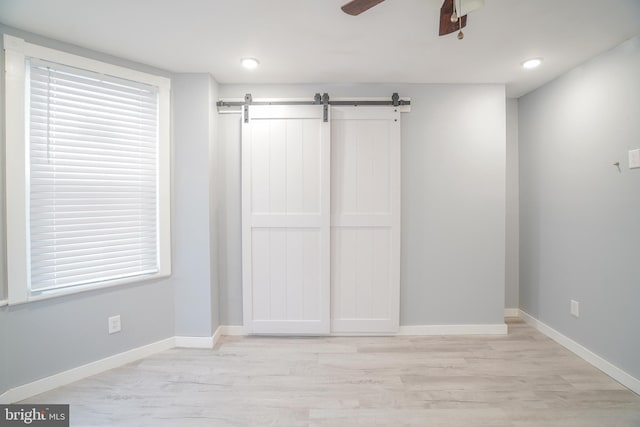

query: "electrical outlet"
(629, 149), (640, 169)
(108, 315), (121, 334)
(570, 300), (580, 318)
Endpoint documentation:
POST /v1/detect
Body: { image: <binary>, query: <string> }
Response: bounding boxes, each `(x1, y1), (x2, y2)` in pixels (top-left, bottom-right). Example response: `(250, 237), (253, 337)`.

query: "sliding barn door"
(242, 105), (330, 334)
(330, 106), (401, 334)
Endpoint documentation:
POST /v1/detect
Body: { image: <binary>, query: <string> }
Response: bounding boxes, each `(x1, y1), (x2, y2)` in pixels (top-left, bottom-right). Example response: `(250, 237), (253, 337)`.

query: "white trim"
(0, 338), (175, 404)
(220, 324), (510, 337)
(331, 332), (396, 337)
(4, 35), (29, 305)
(519, 310), (640, 396)
(397, 324), (508, 336)
(0, 300), (8, 308)
(218, 325), (246, 336)
(175, 336), (214, 349)
(3, 35), (172, 305)
(224, 323), (508, 337)
(18, 36), (168, 87)
(3, 34), (25, 50)
(13, 274), (170, 306)
(212, 325), (223, 346)
(174, 326), (227, 349)
(504, 308), (520, 317)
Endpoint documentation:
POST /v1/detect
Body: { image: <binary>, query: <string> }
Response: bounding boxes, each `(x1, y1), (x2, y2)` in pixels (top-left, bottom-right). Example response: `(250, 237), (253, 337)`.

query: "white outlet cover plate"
(108, 315), (121, 334)
(570, 300), (579, 318)
(629, 149), (640, 169)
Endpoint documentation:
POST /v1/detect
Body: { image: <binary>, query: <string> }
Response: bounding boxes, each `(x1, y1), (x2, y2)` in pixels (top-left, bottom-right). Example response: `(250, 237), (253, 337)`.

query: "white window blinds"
(28, 58), (160, 292)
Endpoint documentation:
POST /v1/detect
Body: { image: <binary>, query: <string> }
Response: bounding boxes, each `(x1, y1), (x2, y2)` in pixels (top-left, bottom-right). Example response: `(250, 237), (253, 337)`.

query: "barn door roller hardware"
(243, 93), (252, 123)
(217, 93), (410, 122)
(322, 93), (330, 122)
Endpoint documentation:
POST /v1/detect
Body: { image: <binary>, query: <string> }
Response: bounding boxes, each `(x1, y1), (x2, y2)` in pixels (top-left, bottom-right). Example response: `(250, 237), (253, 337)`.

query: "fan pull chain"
(457, 0), (464, 39)
(450, 0), (458, 23)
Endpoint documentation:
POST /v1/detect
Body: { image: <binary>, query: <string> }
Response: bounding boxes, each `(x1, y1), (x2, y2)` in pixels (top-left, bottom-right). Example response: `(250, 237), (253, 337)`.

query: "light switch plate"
(629, 149), (640, 169)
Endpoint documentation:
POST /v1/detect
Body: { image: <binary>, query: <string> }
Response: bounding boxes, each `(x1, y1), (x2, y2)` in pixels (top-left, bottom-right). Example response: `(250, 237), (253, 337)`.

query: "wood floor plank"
(20, 318), (640, 426)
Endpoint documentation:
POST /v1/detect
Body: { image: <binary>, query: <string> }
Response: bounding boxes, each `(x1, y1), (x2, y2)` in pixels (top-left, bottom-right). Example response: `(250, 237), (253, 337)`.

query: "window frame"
(4, 34), (171, 305)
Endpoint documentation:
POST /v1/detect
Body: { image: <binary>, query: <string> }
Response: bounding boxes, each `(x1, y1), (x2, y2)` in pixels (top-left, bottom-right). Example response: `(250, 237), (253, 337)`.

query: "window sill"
(8, 271), (170, 306)
(0, 299), (8, 308)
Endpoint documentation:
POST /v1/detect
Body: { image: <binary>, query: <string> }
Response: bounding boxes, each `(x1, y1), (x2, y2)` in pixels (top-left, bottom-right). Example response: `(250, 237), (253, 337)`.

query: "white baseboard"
(212, 325), (223, 345)
(176, 325), (234, 349)
(224, 324), (508, 337)
(218, 325), (245, 336)
(221, 324), (510, 337)
(174, 326), (225, 349)
(0, 337), (175, 404)
(504, 308), (520, 317)
(175, 335), (214, 349)
(397, 323), (508, 336)
(519, 309), (640, 396)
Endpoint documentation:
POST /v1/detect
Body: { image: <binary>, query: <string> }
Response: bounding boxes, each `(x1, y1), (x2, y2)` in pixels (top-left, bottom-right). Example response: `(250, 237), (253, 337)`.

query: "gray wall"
(0, 307), (7, 393)
(172, 74), (219, 337)
(209, 76), (221, 333)
(217, 83), (507, 326)
(505, 98), (519, 309)
(0, 21), (7, 396)
(5, 280), (174, 389)
(519, 36), (640, 379)
(0, 25), (178, 395)
(216, 113), (243, 325)
(0, 41), (4, 302)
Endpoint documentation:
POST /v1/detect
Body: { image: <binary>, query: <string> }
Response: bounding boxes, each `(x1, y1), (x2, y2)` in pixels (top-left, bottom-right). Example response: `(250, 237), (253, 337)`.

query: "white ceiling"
(1, 0), (639, 97)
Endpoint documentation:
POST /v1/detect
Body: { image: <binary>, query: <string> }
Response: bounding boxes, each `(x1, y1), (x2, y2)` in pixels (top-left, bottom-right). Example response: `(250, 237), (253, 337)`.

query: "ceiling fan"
(341, 0), (485, 39)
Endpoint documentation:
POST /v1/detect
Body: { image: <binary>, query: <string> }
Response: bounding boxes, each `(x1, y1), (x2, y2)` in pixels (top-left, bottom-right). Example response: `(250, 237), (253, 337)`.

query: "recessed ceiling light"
(241, 57), (259, 69)
(522, 58), (543, 69)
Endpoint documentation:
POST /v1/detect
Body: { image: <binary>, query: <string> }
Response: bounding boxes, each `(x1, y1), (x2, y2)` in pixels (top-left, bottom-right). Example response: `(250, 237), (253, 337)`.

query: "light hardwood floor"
(23, 318), (640, 426)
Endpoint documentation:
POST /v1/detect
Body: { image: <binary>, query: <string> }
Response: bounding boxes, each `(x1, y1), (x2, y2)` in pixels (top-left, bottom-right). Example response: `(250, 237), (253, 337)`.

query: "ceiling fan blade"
(439, 0), (467, 36)
(341, 0), (385, 16)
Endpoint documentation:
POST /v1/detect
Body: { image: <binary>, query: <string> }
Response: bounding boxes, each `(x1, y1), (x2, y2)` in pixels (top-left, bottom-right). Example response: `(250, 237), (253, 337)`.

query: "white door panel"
(242, 104), (400, 335)
(330, 106), (401, 334)
(242, 105), (330, 334)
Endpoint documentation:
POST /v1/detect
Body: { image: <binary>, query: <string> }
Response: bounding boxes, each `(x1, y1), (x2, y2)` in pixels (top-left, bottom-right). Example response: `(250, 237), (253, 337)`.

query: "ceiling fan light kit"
(341, 0), (484, 40)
